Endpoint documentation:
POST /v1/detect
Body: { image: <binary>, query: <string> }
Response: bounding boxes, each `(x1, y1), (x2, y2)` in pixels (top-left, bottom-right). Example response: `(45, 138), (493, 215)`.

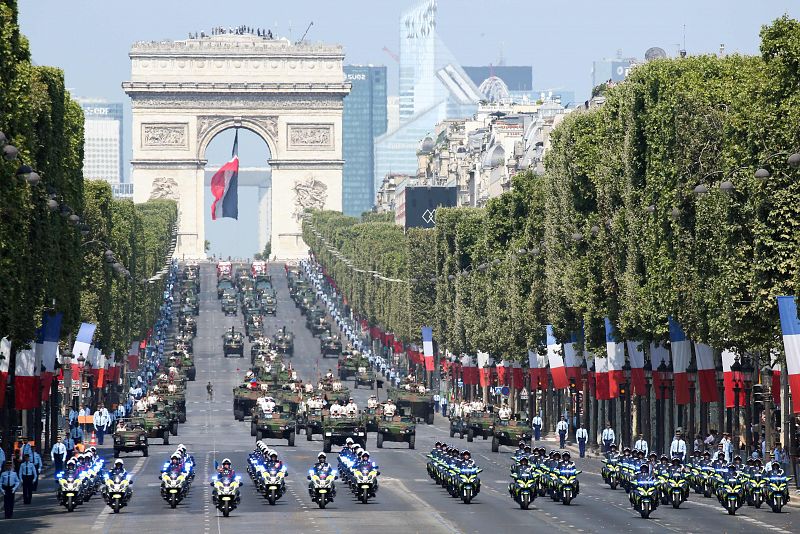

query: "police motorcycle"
(741, 459), (766, 509)
(351, 452), (380, 504)
(160, 454), (191, 508)
(56, 459), (85, 512)
(716, 465), (744, 515)
(662, 459), (689, 508)
(764, 463), (790, 513)
(449, 450), (482, 504)
(553, 453), (581, 505)
(308, 453), (338, 509)
(256, 448), (288, 505)
(211, 459), (242, 517)
(601, 447), (621, 490)
(426, 442), (452, 486)
(630, 465), (659, 519)
(102, 469), (133, 513)
(508, 456), (537, 510)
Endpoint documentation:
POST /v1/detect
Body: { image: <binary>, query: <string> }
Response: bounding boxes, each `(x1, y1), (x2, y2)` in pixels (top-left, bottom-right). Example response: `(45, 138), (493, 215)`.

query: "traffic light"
(752, 383), (764, 411)
(569, 377), (577, 392)
(619, 382), (627, 397)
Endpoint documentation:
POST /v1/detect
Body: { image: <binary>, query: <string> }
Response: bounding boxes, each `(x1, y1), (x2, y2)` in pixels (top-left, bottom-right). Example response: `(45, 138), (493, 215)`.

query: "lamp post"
(657, 360), (668, 455)
(76, 352), (86, 409)
(741, 356), (754, 456)
(732, 355), (742, 455)
(643, 360), (652, 449)
(687, 358), (697, 443)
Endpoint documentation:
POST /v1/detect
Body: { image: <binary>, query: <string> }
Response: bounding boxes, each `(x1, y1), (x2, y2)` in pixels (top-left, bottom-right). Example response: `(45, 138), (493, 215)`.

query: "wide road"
(6, 262), (798, 533)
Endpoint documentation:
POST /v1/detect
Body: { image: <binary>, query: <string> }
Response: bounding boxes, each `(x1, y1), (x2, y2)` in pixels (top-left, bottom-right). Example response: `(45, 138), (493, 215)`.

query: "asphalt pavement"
(3, 262), (798, 533)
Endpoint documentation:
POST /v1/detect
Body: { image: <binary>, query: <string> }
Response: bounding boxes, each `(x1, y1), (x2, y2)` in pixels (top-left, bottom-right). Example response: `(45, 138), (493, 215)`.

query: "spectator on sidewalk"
(51, 437), (67, 474)
(441, 396), (448, 418)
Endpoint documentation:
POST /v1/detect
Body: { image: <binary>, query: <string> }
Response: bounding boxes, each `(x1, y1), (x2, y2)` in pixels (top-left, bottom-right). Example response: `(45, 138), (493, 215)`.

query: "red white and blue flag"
(36, 313), (62, 402)
(422, 326), (435, 372)
(777, 296), (800, 414)
(546, 325), (569, 389)
(210, 129), (240, 220)
(669, 317), (691, 405)
(605, 318), (625, 397)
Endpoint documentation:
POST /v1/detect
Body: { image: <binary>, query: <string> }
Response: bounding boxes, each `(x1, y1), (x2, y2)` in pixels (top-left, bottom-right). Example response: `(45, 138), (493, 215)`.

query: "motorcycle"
(666, 472), (689, 508)
(161, 471), (188, 508)
(211, 475), (241, 517)
(743, 471), (765, 508)
(555, 467), (581, 505)
(455, 467), (482, 504)
(765, 475), (789, 513)
(601, 459), (620, 490)
(719, 478), (744, 515)
(509, 469), (537, 509)
(308, 468), (337, 509)
(261, 465), (287, 505)
(353, 464), (378, 504)
(102, 473), (132, 513)
(630, 479), (658, 519)
(56, 472), (84, 512)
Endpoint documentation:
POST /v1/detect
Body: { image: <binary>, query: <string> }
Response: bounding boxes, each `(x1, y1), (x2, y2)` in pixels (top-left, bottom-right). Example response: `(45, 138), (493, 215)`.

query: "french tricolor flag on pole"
(422, 327), (435, 372)
(776, 296), (800, 414)
(528, 349), (544, 390)
(36, 313), (62, 402)
(720, 349), (744, 407)
(626, 341), (646, 396)
(14, 343), (40, 410)
(564, 331), (583, 382)
(72, 323), (96, 381)
(546, 325), (569, 389)
(695, 342), (720, 403)
(210, 129), (239, 220)
(604, 318), (625, 398)
(669, 317), (691, 405)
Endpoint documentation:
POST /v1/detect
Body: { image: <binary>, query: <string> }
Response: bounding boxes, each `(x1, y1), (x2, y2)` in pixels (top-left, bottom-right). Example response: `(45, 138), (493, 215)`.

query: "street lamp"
(687, 358), (697, 440)
(76, 352), (86, 408)
(731, 355), (742, 454)
(740, 356), (755, 456)
(657, 359), (668, 455)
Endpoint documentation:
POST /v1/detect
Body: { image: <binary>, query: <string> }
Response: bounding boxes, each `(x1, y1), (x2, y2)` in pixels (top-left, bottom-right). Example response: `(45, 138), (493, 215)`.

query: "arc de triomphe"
(123, 34), (350, 259)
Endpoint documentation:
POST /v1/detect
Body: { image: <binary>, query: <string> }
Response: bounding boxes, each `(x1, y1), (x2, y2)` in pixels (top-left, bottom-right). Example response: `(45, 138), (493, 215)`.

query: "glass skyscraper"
(342, 65), (387, 216)
(77, 98), (124, 185)
(374, 0), (480, 194)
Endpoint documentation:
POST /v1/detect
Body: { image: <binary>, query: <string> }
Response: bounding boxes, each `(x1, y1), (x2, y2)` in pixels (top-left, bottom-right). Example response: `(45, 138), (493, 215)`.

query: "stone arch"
(197, 115), (278, 160)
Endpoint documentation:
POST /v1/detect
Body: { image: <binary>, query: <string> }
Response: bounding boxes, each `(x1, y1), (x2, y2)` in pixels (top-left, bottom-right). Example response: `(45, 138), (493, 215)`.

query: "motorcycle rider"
(309, 453), (336, 498)
(217, 458), (237, 479)
(109, 459), (127, 478)
(513, 440), (527, 459)
(266, 450), (283, 471)
(765, 460), (785, 476)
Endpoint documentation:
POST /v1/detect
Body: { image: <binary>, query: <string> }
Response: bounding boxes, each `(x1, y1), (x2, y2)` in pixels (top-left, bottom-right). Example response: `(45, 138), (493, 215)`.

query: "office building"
(77, 98), (124, 185)
(342, 65), (387, 217)
(374, 0), (481, 193)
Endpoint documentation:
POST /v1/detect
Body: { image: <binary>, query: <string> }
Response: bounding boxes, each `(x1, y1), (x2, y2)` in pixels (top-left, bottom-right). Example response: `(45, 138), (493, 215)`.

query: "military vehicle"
(464, 412), (495, 442)
(354, 368), (375, 389)
(375, 413), (416, 449)
(260, 293), (277, 315)
(449, 416), (467, 439)
(217, 277), (234, 299)
(297, 408), (326, 440)
(338, 353), (367, 380)
(491, 418), (532, 452)
(245, 314), (263, 341)
(254, 276), (273, 296)
(232, 383), (263, 421)
(320, 335), (342, 358)
(152, 402), (181, 435)
(131, 413), (171, 445)
(112, 421), (149, 458)
(272, 328), (294, 355)
(252, 408), (297, 445)
(317, 380), (351, 404)
(387, 385), (435, 425)
(223, 330), (245, 358)
(309, 316), (330, 338)
(221, 296), (238, 316)
(322, 416), (367, 452)
(183, 293), (199, 315)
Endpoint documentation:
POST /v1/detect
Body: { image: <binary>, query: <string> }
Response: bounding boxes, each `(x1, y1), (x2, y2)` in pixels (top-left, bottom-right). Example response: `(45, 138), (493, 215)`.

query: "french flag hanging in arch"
(210, 129), (240, 220)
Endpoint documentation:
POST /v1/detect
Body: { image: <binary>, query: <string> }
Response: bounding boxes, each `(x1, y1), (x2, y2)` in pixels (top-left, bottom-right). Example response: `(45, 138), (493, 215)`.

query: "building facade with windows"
(342, 65), (387, 216)
(77, 99), (124, 186)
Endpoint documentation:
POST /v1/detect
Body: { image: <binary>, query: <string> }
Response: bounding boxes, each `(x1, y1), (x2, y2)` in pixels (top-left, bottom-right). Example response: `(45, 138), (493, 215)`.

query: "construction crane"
(382, 46), (400, 63)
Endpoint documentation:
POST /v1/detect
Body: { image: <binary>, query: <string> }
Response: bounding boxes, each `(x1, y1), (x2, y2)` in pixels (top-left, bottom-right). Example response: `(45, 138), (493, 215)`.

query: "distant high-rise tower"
(77, 98), (124, 185)
(374, 0), (480, 195)
(342, 65), (387, 217)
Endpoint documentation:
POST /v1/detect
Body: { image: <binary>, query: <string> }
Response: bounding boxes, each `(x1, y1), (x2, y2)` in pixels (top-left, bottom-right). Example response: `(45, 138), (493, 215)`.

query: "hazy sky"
(16, 0), (798, 254)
